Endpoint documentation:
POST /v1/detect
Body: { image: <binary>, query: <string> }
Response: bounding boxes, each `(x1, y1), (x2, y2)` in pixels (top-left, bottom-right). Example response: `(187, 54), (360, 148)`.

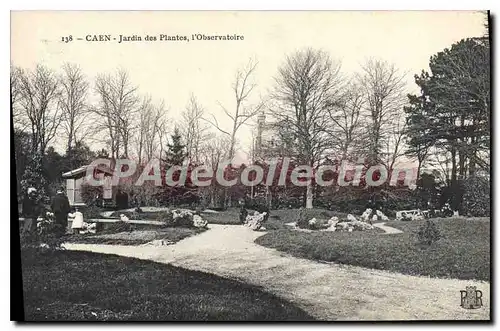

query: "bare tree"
(59, 63), (89, 153)
(357, 58), (407, 163)
(11, 64), (23, 125)
(135, 95), (153, 165)
(157, 116), (170, 161)
(200, 134), (231, 206)
(181, 94), (210, 163)
(135, 96), (167, 164)
(272, 48), (343, 208)
(92, 69), (139, 159)
(205, 58), (265, 161)
(384, 110), (408, 170)
(326, 81), (367, 160)
(17, 64), (61, 154)
(146, 101), (167, 162)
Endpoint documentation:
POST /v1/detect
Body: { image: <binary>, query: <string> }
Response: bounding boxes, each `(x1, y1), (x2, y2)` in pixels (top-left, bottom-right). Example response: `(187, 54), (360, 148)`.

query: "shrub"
(462, 175), (490, 217)
(416, 220), (442, 246)
(172, 210), (195, 227)
(239, 207), (248, 224)
(80, 184), (103, 206)
(295, 208), (310, 229)
(156, 210), (175, 226)
(384, 209), (396, 218)
(320, 211), (331, 218)
(81, 205), (104, 219)
(21, 211), (65, 250)
(101, 221), (133, 234)
(194, 206), (204, 215)
(401, 215), (413, 222)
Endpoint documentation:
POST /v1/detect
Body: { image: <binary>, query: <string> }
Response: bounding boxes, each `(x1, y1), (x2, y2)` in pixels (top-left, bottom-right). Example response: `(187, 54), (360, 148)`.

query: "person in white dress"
(69, 207), (84, 233)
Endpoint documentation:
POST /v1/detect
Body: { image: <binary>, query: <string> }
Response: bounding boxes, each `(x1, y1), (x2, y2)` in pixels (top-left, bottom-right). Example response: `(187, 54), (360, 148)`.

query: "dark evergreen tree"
(64, 140), (96, 171)
(158, 128), (190, 206)
(14, 129), (32, 200)
(43, 146), (65, 194)
(163, 128), (187, 166)
(20, 151), (48, 205)
(405, 38), (490, 210)
(95, 148), (110, 159)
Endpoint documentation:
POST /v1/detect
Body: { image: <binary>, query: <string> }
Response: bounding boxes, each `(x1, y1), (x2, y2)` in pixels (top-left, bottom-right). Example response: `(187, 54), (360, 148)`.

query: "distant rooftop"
(62, 164), (114, 178)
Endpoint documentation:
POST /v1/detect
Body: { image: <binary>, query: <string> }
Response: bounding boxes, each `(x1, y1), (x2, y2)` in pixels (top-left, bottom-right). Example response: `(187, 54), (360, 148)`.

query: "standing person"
(21, 187), (39, 233)
(69, 207), (84, 234)
(51, 187), (71, 236)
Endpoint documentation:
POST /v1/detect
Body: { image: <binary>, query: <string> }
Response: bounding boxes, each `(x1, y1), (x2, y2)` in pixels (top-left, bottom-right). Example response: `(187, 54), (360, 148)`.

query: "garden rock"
(245, 211), (267, 231)
(347, 214), (357, 222)
(306, 218), (330, 230)
(193, 215), (208, 228)
(376, 210), (390, 222)
(79, 222), (97, 234)
(361, 208), (372, 222)
(327, 216), (339, 227)
(335, 219), (374, 232)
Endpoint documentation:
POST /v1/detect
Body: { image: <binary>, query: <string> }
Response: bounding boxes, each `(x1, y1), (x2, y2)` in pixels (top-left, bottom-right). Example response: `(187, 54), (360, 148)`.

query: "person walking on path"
(51, 187), (71, 236)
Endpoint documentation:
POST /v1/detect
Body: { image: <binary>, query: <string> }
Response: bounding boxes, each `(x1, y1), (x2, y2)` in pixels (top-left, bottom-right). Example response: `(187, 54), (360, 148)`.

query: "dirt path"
(373, 222), (404, 234)
(63, 224), (490, 321)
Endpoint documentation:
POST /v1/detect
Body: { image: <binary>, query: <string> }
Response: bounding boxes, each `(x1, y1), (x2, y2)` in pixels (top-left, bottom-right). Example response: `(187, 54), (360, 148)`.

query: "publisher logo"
(460, 286), (483, 309)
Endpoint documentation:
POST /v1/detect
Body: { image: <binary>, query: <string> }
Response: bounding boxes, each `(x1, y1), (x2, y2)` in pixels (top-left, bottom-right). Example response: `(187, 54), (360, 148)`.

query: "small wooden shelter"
(62, 164), (115, 207)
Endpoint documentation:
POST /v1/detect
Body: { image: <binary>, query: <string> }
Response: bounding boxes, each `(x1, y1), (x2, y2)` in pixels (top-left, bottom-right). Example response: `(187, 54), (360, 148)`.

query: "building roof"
(62, 164), (114, 179)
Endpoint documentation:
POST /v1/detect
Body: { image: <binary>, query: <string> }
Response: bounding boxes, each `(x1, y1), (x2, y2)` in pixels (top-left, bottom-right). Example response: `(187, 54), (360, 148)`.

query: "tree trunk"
(416, 157), (422, 183)
(266, 186), (272, 209)
(306, 181), (313, 209)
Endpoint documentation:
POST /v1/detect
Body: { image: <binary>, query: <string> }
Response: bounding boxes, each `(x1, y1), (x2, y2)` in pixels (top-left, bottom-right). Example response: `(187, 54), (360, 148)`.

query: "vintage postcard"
(11, 10), (490, 321)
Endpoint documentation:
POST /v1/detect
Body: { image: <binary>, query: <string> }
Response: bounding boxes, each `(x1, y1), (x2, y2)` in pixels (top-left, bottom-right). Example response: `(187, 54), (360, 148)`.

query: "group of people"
(21, 186), (71, 236)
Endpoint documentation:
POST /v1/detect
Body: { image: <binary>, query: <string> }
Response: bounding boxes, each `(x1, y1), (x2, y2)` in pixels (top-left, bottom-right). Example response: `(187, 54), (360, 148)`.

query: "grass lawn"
(21, 249), (314, 321)
(65, 226), (206, 246)
(255, 217), (490, 281)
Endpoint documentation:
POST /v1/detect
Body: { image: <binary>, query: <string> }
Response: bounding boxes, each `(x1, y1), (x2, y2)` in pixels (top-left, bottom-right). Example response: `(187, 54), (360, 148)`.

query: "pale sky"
(11, 11), (486, 162)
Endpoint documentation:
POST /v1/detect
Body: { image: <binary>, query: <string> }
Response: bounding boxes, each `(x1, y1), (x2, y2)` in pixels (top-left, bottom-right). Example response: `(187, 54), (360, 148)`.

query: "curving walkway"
(63, 224), (489, 321)
(372, 222), (404, 234)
